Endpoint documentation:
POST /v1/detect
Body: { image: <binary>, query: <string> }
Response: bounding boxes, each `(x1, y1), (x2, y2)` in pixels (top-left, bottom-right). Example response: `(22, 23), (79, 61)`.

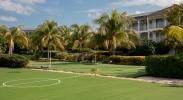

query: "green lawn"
(0, 68), (183, 100)
(28, 61), (145, 78)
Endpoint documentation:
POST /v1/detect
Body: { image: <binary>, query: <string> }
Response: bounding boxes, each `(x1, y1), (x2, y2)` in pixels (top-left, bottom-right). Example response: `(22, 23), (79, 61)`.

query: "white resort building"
(131, 7), (171, 42)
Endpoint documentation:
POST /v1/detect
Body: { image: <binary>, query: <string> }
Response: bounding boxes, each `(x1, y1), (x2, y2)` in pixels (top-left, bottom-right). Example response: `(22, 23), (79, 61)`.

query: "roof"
(131, 12), (154, 18)
(131, 6), (173, 19)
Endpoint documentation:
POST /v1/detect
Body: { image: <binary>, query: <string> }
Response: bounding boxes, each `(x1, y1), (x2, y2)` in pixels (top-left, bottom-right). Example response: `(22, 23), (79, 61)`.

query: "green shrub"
(0, 54), (29, 68)
(54, 52), (68, 60)
(155, 41), (171, 54)
(65, 53), (81, 62)
(145, 54), (183, 78)
(41, 51), (60, 58)
(71, 48), (92, 53)
(0, 35), (7, 53)
(32, 51), (60, 59)
(132, 39), (156, 56)
(21, 54), (35, 60)
(108, 56), (145, 65)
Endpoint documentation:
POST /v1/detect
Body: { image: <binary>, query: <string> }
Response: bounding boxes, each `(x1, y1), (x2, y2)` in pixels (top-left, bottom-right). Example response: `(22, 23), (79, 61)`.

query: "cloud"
(15, 0), (47, 4)
(0, 16), (17, 22)
(83, 9), (103, 13)
(135, 11), (145, 14)
(82, 9), (104, 19)
(0, 0), (35, 15)
(111, 0), (183, 8)
(44, 8), (62, 17)
(0, 0), (47, 15)
(174, 0), (183, 4)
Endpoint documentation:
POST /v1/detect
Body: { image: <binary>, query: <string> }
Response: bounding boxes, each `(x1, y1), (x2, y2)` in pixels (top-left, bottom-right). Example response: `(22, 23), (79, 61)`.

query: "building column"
(164, 19), (167, 27)
(147, 17), (150, 39)
(153, 32), (156, 42)
(137, 20), (140, 32)
(153, 19), (156, 29)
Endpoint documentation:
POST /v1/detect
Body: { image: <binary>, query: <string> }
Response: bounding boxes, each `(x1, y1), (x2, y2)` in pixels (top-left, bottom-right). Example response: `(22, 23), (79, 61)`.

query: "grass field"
(28, 61), (145, 78)
(0, 68), (183, 100)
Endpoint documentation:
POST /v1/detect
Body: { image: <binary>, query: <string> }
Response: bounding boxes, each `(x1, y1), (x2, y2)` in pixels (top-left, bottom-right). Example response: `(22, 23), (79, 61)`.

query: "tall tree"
(29, 31), (42, 52)
(164, 26), (183, 53)
(71, 24), (93, 49)
(0, 34), (7, 55)
(94, 10), (139, 53)
(166, 26), (183, 43)
(167, 4), (183, 27)
(165, 3), (183, 53)
(36, 20), (65, 65)
(0, 25), (28, 55)
(58, 25), (72, 50)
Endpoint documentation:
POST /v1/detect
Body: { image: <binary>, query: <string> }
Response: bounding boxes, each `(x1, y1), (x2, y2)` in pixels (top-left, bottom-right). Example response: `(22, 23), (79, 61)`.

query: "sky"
(0, 0), (182, 28)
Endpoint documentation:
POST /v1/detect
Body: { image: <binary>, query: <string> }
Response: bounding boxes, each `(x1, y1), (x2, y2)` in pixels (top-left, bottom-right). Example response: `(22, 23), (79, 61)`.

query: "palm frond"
(14, 35), (29, 49)
(166, 26), (183, 43)
(0, 25), (10, 37)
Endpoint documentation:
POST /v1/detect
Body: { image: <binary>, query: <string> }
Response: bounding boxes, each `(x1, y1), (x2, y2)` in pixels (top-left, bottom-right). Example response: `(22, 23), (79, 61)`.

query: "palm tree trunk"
(8, 47), (12, 55)
(49, 50), (52, 68)
(47, 47), (52, 68)
(8, 40), (14, 55)
(47, 47), (50, 61)
(0, 46), (2, 58)
(94, 48), (97, 63)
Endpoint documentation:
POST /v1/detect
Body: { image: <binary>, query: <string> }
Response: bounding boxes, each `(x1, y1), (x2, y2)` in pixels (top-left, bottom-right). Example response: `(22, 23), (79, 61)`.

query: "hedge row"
(55, 52), (107, 63)
(145, 54), (183, 78)
(0, 54), (29, 68)
(30, 51), (145, 66)
(54, 52), (145, 65)
(108, 56), (145, 65)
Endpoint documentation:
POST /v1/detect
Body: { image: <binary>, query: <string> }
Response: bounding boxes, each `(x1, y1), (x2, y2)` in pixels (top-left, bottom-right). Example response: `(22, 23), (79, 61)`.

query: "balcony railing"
(131, 19), (168, 32)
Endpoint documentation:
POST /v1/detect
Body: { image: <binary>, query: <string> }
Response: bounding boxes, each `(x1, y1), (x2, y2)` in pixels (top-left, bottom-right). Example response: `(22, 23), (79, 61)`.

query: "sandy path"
(32, 69), (183, 85)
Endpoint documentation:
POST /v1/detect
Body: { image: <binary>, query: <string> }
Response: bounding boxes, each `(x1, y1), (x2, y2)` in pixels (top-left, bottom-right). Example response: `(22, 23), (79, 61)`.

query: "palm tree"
(71, 24), (93, 49)
(94, 10), (139, 54)
(36, 20), (65, 67)
(165, 3), (183, 53)
(167, 4), (183, 27)
(58, 25), (72, 50)
(165, 26), (183, 43)
(0, 33), (7, 56)
(29, 31), (42, 52)
(164, 26), (183, 53)
(0, 25), (29, 55)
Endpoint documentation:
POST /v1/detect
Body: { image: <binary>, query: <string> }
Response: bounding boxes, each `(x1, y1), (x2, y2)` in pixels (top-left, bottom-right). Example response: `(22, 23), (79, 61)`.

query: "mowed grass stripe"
(5, 79), (56, 86)
(28, 61), (145, 78)
(0, 68), (183, 100)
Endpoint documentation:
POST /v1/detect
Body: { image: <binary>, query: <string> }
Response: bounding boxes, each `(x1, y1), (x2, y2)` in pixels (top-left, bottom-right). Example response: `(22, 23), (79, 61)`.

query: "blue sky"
(0, 0), (182, 28)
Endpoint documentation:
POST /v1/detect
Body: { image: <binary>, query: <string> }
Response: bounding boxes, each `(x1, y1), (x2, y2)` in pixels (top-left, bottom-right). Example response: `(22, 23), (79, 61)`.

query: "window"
(156, 19), (164, 28)
(140, 32), (148, 39)
(149, 20), (153, 29)
(140, 20), (147, 31)
(155, 31), (165, 42)
(132, 22), (138, 31)
(150, 32), (153, 39)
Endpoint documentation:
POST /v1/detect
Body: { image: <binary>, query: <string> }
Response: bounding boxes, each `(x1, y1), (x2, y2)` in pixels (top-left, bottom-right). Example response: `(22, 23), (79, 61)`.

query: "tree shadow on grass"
(116, 69), (146, 78)
(161, 84), (183, 88)
(53, 62), (81, 66)
(52, 62), (99, 66)
(28, 61), (81, 68)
